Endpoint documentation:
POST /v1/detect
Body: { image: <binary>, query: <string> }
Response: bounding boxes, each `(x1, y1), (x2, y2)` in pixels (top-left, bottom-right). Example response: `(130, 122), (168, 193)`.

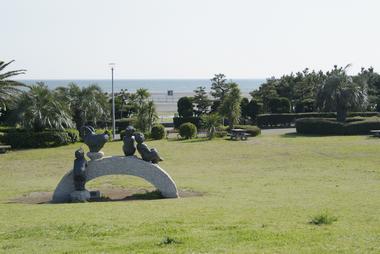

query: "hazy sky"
(2, 0), (380, 79)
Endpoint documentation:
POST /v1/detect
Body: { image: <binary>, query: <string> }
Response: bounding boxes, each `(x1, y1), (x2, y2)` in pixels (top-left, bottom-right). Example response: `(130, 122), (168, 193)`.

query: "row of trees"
(0, 60), (158, 133)
(179, 65), (377, 127)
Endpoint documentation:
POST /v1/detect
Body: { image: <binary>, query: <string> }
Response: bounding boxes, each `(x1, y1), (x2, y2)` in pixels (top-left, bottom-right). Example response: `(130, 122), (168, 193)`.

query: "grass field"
(0, 132), (380, 253)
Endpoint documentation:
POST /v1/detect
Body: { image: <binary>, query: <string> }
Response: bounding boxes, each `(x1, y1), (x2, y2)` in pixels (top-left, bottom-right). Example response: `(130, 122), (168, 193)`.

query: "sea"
(19, 79), (265, 94)
(18, 79), (266, 114)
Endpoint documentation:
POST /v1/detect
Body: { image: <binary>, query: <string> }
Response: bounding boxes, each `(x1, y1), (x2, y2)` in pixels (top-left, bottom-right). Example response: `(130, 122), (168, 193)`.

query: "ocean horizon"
(18, 79), (265, 94)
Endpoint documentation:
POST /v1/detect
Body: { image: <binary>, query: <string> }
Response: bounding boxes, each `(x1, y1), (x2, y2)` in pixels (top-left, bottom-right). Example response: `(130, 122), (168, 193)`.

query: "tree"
(0, 60), (27, 112)
(14, 83), (74, 131)
(177, 97), (193, 117)
(201, 113), (222, 139)
(355, 67), (380, 111)
(268, 97), (291, 113)
(219, 83), (241, 129)
(316, 65), (368, 122)
(240, 97), (250, 120)
(114, 89), (130, 119)
(210, 73), (230, 100)
(55, 83), (110, 129)
(247, 99), (263, 120)
(193, 86), (211, 116)
(130, 88), (158, 132)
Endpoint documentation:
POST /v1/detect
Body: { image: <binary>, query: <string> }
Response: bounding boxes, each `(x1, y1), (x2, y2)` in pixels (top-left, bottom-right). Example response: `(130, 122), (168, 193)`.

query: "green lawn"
(1, 132), (380, 253)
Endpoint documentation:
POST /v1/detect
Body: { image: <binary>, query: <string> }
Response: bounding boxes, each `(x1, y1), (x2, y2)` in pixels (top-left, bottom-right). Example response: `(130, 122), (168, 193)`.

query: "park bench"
(370, 130), (380, 137)
(230, 129), (249, 141)
(0, 145), (11, 154)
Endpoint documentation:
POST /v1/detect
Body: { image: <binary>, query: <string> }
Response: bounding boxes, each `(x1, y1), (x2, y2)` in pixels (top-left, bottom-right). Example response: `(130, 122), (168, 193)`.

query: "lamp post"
(109, 63), (116, 140)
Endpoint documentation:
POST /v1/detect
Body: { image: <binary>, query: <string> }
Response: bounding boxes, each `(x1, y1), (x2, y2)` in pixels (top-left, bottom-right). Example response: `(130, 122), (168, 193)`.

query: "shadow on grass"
(366, 135), (380, 140)
(92, 190), (165, 202)
(281, 132), (376, 138)
(280, 132), (337, 138)
(167, 138), (210, 143)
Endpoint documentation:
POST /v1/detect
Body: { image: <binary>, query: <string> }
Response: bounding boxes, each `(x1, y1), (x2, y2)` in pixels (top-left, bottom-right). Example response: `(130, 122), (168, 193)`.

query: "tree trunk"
(336, 107), (347, 122)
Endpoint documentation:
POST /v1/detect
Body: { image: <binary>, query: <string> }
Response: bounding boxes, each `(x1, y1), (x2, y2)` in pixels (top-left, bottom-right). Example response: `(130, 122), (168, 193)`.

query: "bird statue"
(123, 126), (136, 156)
(82, 126), (109, 153)
(73, 148), (87, 191)
(135, 132), (163, 164)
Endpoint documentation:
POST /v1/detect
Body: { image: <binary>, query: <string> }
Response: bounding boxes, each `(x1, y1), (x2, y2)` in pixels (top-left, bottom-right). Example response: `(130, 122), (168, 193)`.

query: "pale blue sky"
(2, 0), (380, 79)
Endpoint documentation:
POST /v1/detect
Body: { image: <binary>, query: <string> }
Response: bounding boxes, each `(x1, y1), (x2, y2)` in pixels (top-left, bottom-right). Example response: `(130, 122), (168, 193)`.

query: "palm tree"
(15, 83), (74, 131)
(201, 113), (222, 139)
(55, 83), (110, 129)
(128, 88), (158, 132)
(0, 60), (27, 111)
(316, 65), (368, 122)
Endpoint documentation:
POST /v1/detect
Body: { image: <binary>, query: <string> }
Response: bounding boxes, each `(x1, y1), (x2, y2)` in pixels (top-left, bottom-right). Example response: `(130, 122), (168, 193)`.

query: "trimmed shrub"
(215, 130), (228, 138)
(65, 129), (80, 143)
(173, 117), (201, 129)
(257, 112), (380, 128)
(86, 118), (135, 133)
(344, 118), (380, 135)
(296, 117), (380, 135)
(115, 118), (135, 133)
(96, 129), (113, 141)
(296, 118), (344, 135)
(2, 130), (73, 149)
(179, 122), (197, 139)
(232, 125), (261, 137)
(151, 124), (165, 140)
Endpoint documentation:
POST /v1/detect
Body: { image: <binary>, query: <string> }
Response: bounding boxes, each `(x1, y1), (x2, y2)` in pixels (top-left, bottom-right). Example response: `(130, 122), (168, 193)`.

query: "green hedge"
(231, 125), (261, 137)
(2, 131), (75, 148)
(257, 112), (380, 127)
(173, 117), (201, 129)
(296, 117), (380, 135)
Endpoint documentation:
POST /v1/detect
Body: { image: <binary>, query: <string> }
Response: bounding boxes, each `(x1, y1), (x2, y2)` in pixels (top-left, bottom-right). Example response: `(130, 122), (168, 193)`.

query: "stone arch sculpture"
(52, 156), (179, 203)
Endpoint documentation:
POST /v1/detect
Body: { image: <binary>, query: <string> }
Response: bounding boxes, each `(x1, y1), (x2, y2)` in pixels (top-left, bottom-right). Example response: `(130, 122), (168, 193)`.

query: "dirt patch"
(8, 188), (203, 204)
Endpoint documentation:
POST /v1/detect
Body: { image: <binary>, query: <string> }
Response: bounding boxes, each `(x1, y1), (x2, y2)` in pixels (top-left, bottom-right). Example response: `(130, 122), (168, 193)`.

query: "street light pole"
(110, 63), (116, 140)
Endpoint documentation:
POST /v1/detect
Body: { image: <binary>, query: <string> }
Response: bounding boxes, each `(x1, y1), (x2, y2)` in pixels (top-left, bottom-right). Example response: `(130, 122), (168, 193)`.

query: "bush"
(232, 125), (261, 137)
(296, 118), (343, 135)
(173, 117), (201, 129)
(179, 122), (197, 139)
(2, 130), (74, 149)
(151, 124), (165, 140)
(115, 118), (135, 133)
(64, 129), (80, 143)
(296, 117), (380, 135)
(96, 129), (113, 141)
(215, 130), (228, 138)
(257, 112), (380, 128)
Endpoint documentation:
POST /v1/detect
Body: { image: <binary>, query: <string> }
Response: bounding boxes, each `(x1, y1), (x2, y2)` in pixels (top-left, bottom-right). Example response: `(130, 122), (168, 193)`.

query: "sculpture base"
(70, 190), (91, 202)
(87, 151), (104, 161)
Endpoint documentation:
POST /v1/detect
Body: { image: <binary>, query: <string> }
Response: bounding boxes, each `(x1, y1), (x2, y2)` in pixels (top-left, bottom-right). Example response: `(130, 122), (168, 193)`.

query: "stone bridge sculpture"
(52, 126), (179, 203)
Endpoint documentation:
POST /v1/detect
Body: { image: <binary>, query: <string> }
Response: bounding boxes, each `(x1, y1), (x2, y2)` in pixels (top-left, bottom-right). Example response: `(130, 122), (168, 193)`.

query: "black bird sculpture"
(82, 126), (109, 153)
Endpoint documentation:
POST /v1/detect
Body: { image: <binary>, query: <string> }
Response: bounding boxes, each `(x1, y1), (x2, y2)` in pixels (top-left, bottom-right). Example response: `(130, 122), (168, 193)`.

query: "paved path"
(261, 128), (296, 135)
